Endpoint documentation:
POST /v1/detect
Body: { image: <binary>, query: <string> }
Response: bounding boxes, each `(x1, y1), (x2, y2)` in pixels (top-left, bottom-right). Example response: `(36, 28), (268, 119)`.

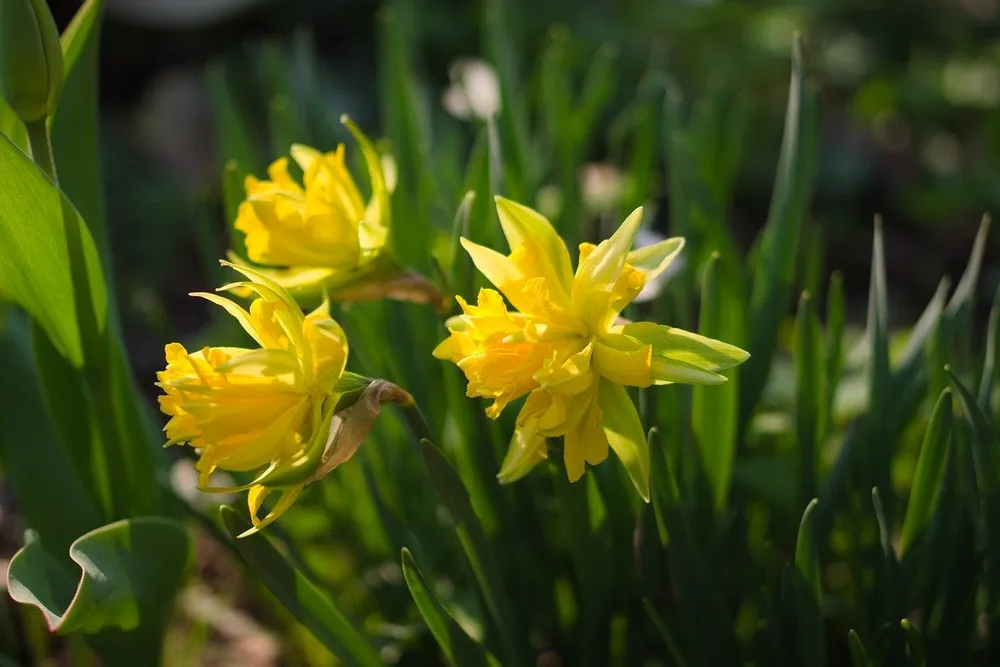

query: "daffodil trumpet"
(434, 196), (750, 499)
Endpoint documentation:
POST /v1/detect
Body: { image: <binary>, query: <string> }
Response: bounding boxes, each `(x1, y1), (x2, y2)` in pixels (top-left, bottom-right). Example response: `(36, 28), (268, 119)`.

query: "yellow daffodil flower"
(228, 115), (445, 310)
(433, 197), (750, 499)
(156, 261), (351, 536)
(236, 115), (389, 273)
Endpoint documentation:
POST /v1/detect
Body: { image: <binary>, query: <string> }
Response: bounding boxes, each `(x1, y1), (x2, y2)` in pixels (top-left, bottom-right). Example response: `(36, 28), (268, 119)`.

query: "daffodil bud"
(0, 0), (64, 122)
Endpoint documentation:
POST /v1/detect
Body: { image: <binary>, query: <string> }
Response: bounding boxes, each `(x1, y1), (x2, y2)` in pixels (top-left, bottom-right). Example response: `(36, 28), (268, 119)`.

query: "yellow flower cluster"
(434, 197), (749, 497)
(156, 119), (749, 532)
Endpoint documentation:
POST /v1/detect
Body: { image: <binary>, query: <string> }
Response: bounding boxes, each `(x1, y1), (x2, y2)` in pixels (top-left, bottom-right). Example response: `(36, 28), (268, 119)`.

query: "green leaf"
(865, 220), (893, 512)
(206, 60), (261, 176)
(691, 253), (740, 511)
(824, 271), (845, 427)
(977, 286), (1000, 415)
(795, 498), (821, 604)
(8, 517), (191, 635)
(848, 629), (870, 667)
(220, 506), (383, 667)
(222, 159), (247, 258)
(899, 389), (953, 555)
(29, 323), (107, 518)
(0, 93), (26, 151)
(643, 599), (688, 667)
(51, 0), (106, 254)
(598, 381), (650, 502)
(900, 619), (925, 667)
(0, 130), (106, 367)
(741, 33), (818, 425)
(0, 309), (101, 559)
(401, 548), (501, 667)
(947, 367), (999, 496)
(419, 439), (524, 666)
(795, 292), (823, 504)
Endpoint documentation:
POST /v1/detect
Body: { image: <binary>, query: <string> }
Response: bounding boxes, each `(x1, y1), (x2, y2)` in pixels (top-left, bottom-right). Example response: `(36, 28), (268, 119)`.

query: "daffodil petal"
(240, 484), (304, 537)
(592, 334), (652, 387)
(597, 380), (650, 502)
(626, 237), (684, 283)
(620, 321), (750, 371)
(342, 114), (391, 241)
(498, 422), (548, 484)
(571, 206), (644, 331)
(651, 356), (728, 385)
(563, 396), (608, 483)
(190, 292), (266, 348)
(460, 237), (523, 291)
(495, 196), (574, 295)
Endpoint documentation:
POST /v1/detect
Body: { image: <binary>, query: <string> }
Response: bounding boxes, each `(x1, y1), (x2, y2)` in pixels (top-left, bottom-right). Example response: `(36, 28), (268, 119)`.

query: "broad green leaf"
(220, 506), (382, 667)
(598, 381), (650, 502)
(0, 93), (26, 152)
(795, 498), (821, 604)
(419, 438), (525, 666)
(899, 389), (953, 555)
(51, 0), (106, 254)
(795, 292), (823, 504)
(401, 548), (501, 667)
(691, 254), (740, 511)
(8, 517), (191, 636)
(0, 309), (101, 559)
(0, 131), (106, 366)
(741, 34), (818, 425)
(29, 323), (107, 518)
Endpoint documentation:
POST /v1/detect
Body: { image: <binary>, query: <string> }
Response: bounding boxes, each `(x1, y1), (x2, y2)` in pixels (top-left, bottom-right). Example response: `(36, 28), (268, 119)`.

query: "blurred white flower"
(579, 162), (624, 213)
(633, 226), (684, 303)
(442, 58), (501, 121)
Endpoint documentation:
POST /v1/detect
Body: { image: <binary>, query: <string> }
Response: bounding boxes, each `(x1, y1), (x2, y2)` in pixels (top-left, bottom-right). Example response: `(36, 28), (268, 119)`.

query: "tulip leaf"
(220, 506), (383, 667)
(7, 517), (191, 666)
(899, 389), (953, 555)
(0, 130), (106, 367)
(0, 309), (101, 559)
(52, 0), (106, 253)
(8, 517), (191, 634)
(401, 547), (501, 667)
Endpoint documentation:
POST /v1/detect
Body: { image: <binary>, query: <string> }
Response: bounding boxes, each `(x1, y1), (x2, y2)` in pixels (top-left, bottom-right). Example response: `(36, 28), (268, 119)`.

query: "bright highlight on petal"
(434, 198), (750, 497)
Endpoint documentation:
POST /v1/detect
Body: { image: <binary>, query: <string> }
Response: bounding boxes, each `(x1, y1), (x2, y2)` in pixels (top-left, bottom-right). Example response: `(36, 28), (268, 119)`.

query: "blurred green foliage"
(2, 0), (1000, 665)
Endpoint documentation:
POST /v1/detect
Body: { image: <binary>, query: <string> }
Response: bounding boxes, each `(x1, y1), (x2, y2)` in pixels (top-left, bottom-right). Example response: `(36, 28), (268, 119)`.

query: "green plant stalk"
(25, 117), (130, 520)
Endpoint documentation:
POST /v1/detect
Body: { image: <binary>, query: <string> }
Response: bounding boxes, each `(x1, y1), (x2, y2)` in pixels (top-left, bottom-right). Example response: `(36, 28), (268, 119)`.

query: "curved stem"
(25, 119), (57, 184)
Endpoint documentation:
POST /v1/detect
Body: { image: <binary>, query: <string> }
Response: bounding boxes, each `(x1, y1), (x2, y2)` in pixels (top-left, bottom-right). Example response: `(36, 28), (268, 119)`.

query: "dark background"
(45, 0), (1000, 375)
